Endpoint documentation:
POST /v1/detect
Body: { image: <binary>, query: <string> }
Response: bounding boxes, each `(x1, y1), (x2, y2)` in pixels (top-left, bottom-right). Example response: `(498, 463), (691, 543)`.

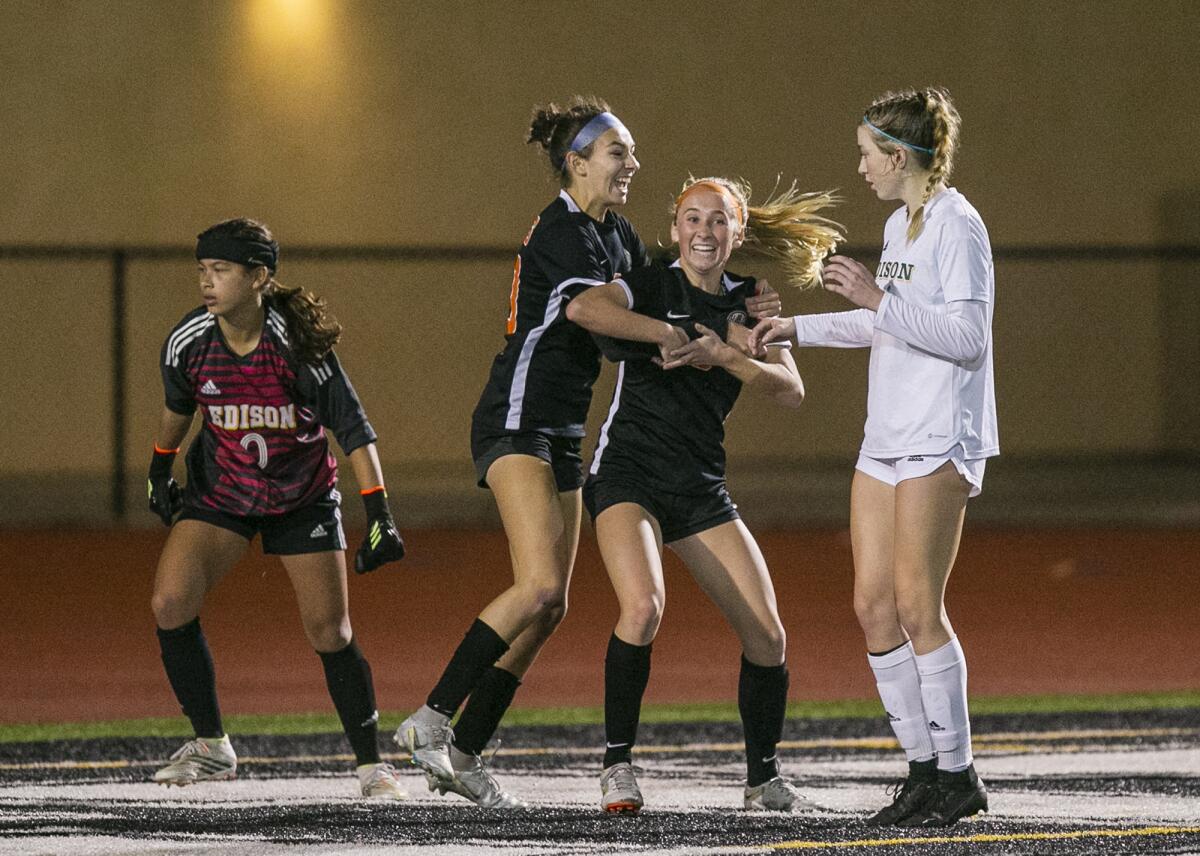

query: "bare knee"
(854, 589), (900, 638)
(618, 592), (664, 643)
(894, 589), (946, 644)
(305, 617), (353, 654)
(517, 578), (568, 619)
(151, 589), (199, 630)
(531, 599), (568, 639)
(743, 622), (786, 666)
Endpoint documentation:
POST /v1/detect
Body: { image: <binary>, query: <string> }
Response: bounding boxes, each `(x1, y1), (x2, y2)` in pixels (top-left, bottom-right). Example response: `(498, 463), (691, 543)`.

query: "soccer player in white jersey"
(750, 87), (996, 827)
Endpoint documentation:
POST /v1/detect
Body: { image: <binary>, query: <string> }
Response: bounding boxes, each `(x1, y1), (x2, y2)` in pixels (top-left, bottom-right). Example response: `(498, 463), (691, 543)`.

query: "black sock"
(318, 638), (380, 767)
(603, 634), (652, 769)
(452, 667), (522, 757)
(157, 618), (223, 738)
(426, 619), (510, 718)
(909, 757), (938, 781)
(739, 655), (788, 787)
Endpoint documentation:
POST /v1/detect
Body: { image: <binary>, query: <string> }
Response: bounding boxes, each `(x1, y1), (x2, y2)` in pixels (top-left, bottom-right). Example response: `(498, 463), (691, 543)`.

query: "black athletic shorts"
(471, 425), (584, 492)
(582, 476), (740, 543)
(177, 488), (347, 555)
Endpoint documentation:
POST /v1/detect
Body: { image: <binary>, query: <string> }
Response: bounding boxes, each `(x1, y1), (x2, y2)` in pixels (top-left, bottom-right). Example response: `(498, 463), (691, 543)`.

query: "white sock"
(915, 636), (973, 771)
(868, 642), (935, 763)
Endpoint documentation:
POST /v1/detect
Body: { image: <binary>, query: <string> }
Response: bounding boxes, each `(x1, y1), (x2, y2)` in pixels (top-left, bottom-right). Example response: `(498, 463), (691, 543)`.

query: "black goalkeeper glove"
(147, 446), (183, 526)
(355, 488), (405, 573)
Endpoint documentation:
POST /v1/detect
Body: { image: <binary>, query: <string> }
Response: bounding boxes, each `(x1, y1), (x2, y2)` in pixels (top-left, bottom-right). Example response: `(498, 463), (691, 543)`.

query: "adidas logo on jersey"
(310, 524), (327, 538)
(200, 379), (221, 395)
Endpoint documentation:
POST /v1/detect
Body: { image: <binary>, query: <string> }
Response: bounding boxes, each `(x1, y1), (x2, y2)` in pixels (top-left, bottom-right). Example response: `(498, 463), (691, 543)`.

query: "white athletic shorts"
(855, 445), (986, 497)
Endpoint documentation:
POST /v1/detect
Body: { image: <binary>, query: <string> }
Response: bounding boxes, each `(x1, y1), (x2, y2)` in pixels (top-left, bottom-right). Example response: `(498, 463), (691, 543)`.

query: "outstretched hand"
(822, 256), (884, 310)
(747, 317), (796, 357)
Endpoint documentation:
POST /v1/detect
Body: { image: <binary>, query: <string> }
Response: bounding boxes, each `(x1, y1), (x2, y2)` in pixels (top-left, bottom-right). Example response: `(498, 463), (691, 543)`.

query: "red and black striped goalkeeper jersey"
(160, 304), (376, 517)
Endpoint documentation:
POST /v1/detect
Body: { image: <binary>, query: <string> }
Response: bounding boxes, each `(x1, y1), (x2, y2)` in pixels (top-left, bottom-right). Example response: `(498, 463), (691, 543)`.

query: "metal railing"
(4, 241), (1199, 521)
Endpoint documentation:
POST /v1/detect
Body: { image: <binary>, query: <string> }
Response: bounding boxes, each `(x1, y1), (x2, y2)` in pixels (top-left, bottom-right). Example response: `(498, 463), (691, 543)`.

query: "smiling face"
(671, 187), (744, 286)
(198, 259), (267, 318)
(856, 124), (906, 201)
(567, 125), (639, 212)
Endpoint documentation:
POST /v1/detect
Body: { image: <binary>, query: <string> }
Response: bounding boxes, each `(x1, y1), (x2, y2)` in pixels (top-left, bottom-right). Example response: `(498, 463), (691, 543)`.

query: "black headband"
(195, 234), (279, 273)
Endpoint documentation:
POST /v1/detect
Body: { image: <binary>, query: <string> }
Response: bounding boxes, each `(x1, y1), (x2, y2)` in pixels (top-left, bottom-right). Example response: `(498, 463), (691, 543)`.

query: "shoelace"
(366, 763), (400, 786)
(427, 724), (454, 749)
(169, 739), (209, 761)
(606, 764), (643, 792)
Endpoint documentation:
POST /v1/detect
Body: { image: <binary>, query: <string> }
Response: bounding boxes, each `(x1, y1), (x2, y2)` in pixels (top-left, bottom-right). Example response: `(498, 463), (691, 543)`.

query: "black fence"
(5, 242), (1199, 521)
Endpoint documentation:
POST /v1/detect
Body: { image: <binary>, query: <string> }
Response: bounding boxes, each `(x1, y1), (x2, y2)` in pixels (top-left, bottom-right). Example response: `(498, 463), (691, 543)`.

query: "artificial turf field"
(3, 697), (1199, 855)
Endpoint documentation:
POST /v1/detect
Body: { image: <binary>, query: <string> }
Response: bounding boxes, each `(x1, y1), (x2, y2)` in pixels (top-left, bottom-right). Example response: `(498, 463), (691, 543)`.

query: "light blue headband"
(568, 112), (628, 154)
(862, 118), (934, 155)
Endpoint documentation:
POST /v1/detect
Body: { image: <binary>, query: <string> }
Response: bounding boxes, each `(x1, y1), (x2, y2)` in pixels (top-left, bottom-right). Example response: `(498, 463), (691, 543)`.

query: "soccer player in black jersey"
(147, 218), (406, 799)
(395, 97), (783, 809)
(565, 177), (841, 814)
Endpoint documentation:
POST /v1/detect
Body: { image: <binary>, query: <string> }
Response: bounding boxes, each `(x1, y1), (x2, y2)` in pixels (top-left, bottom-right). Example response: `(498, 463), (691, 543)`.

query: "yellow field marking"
(1, 726), (1194, 772)
(770, 825), (1200, 849)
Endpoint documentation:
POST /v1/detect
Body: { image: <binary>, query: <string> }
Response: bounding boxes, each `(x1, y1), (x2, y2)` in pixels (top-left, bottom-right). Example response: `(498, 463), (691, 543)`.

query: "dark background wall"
(2, 1), (1197, 522)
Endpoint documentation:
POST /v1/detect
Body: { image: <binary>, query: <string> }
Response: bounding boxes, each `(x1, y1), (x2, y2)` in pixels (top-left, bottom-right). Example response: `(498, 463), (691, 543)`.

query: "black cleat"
(900, 764), (988, 827)
(865, 759), (938, 826)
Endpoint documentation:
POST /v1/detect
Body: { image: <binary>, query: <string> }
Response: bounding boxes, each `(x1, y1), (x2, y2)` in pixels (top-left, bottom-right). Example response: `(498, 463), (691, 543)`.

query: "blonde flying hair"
(673, 177), (843, 289)
(862, 86), (961, 242)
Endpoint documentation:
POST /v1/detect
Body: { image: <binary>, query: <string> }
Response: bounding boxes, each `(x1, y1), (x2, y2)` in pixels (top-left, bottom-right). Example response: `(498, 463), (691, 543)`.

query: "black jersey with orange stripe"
(471, 191), (649, 438)
(160, 304), (376, 517)
(589, 262), (755, 494)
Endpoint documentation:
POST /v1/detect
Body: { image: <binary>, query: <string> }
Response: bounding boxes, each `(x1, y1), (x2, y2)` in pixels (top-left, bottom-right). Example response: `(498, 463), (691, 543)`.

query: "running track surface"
(3, 528), (1199, 723)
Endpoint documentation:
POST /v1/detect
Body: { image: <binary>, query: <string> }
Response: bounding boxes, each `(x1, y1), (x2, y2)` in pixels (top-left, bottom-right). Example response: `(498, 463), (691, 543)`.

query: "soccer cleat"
(394, 714), (455, 782)
(358, 762), (407, 800)
(865, 761), (939, 826)
(899, 764), (988, 827)
(153, 735), (237, 786)
(743, 776), (819, 812)
(428, 753), (528, 809)
(600, 762), (644, 815)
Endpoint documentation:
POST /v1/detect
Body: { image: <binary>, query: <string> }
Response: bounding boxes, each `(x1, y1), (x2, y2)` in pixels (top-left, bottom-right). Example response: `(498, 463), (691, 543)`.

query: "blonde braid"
(907, 88), (961, 242)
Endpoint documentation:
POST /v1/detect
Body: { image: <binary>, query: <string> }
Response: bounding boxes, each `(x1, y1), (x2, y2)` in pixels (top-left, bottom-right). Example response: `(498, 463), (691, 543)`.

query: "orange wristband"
(360, 486), (387, 497)
(154, 444), (180, 455)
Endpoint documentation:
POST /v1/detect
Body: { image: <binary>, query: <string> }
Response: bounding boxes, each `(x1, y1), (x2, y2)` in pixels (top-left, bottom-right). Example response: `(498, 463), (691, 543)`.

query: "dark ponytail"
(198, 218), (342, 365)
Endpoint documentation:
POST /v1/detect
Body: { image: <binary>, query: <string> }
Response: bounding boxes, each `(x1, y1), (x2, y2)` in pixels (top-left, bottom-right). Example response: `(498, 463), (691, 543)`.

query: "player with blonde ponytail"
(566, 176), (841, 814)
(750, 87), (996, 827)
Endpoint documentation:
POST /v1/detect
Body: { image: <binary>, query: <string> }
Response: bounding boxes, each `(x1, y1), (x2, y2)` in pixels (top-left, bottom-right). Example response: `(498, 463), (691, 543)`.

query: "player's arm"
(306, 353), (405, 573)
(662, 324), (805, 409)
(347, 442), (405, 573)
(147, 407), (193, 526)
(566, 282), (689, 360)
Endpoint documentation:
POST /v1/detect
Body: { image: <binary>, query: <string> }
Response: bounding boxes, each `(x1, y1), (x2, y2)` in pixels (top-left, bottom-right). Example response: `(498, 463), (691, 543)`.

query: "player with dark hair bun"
(751, 87), (996, 827)
(394, 97), (784, 809)
(148, 218), (406, 800)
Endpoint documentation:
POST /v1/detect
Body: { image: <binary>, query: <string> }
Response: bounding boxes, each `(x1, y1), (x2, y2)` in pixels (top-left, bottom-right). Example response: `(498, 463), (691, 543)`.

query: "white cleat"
(394, 714), (455, 782)
(358, 762), (407, 800)
(153, 735), (237, 786)
(600, 762), (644, 815)
(428, 754), (528, 809)
(744, 776), (819, 812)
